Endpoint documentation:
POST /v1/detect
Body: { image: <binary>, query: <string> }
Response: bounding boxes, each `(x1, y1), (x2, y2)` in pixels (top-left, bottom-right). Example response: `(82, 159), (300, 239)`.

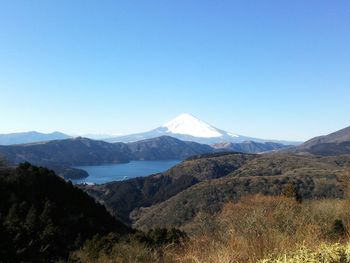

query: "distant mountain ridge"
(0, 131), (71, 145)
(0, 136), (213, 165)
(0, 114), (301, 146)
(296, 125), (350, 156)
(300, 126), (350, 148)
(0, 137), (130, 167)
(127, 135), (213, 160)
(106, 113), (300, 145)
(213, 141), (290, 153)
(0, 135), (290, 180)
(0, 136), (214, 179)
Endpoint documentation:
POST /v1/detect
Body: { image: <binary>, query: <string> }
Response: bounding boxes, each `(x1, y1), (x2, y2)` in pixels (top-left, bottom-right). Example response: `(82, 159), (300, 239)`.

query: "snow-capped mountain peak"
(105, 113), (299, 145)
(161, 113), (223, 138)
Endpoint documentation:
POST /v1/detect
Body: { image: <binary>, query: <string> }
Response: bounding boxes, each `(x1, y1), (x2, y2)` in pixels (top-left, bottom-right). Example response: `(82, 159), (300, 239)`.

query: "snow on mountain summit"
(161, 113), (223, 138)
(105, 113), (299, 145)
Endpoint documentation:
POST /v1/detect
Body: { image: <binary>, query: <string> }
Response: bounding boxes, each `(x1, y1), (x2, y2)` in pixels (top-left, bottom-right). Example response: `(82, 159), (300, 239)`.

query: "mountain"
(106, 113), (300, 145)
(0, 114), (301, 146)
(0, 137), (130, 168)
(0, 131), (71, 145)
(0, 136), (214, 166)
(131, 154), (350, 231)
(296, 125), (350, 156)
(0, 137), (131, 179)
(213, 141), (290, 153)
(0, 135), (299, 180)
(0, 136), (216, 179)
(80, 152), (350, 230)
(127, 135), (214, 160)
(81, 152), (255, 223)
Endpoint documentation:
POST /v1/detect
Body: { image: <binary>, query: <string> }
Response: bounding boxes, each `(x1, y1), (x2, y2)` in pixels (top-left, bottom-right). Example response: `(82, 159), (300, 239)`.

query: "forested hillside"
(82, 152), (255, 223)
(81, 153), (350, 231)
(0, 162), (130, 262)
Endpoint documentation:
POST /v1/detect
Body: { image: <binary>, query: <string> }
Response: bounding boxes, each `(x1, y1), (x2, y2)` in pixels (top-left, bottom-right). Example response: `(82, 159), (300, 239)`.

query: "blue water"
(72, 160), (180, 184)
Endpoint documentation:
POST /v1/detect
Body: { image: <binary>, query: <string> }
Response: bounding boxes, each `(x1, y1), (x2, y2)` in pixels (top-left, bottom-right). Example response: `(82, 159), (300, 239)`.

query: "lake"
(72, 160), (181, 184)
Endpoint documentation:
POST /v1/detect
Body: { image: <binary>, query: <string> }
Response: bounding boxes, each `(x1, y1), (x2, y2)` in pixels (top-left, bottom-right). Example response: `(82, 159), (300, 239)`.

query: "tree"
(4, 203), (21, 231)
(25, 205), (38, 234)
(39, 200), (54, 225)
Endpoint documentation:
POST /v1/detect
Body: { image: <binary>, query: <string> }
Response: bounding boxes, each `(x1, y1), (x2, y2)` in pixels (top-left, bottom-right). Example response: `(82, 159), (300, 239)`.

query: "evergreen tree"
(4, 203), (21, 231)
(25, 205), (38, 234)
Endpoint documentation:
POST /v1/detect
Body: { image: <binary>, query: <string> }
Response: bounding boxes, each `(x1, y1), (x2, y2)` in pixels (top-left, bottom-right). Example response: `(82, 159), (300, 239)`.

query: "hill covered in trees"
(0, 136), (215, 180)
(82, 152), (255, 223)
(81, 153), (350, 230)
(0, 162), (130, 262)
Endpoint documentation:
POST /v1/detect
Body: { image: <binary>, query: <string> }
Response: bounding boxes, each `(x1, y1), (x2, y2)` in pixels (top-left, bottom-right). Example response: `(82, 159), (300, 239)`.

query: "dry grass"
(72, 195), (350, 262)
(259, 243), (350, 263)
(172, 195), (350, 263)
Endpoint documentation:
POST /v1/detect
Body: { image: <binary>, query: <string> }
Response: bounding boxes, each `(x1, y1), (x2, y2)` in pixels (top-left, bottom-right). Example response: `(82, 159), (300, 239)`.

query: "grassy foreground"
(71, 192), (350, 263)
(259, 243), (350, 263)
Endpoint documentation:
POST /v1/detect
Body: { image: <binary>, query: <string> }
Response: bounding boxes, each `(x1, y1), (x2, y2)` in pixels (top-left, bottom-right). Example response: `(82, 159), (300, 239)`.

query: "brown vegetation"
(175, 195), (350, 262)
(72, 190), (350, 262)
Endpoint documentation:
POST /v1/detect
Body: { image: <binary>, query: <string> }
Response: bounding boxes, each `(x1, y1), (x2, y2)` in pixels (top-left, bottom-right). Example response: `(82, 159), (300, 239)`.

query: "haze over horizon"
(1, 1), (349, 141)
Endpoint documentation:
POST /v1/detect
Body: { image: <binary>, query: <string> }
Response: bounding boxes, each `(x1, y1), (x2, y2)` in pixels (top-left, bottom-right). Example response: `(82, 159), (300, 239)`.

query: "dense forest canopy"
(0, 162), (130, 262)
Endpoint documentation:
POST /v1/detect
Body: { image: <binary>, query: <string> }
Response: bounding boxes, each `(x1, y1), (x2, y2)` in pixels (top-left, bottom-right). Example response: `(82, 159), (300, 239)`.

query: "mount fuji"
(106, 113), (299, 145)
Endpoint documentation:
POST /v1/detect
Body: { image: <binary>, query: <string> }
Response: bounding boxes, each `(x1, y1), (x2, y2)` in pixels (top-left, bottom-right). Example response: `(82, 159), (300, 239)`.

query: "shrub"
(259, 243), (350, 263)
(175, 195), (350, 262)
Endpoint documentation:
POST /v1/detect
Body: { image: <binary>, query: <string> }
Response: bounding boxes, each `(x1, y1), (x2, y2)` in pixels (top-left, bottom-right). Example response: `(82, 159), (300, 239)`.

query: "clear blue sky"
(0, 0), (349, 141)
